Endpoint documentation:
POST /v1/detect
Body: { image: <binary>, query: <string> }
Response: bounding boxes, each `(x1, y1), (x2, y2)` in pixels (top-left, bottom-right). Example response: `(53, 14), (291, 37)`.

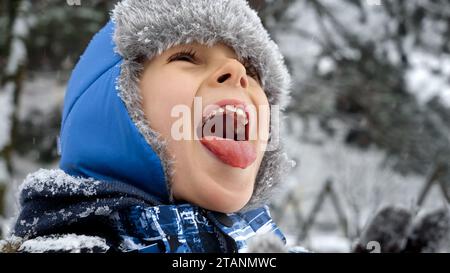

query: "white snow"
(20, 169), (101, 197)
(119, 236), (146, 251)
(278, 0), (450, 107)
(406, 51), (450, 107)
(95, 206), (112, 216)
(271, 117), (445, 252)
(18, 234), (109, 253)
(5, 38), (27, 76)
(269, 1), (450, 252)
(0, 83), (15, 185)
(0, 83), (15, 151)
(17, 74), (66, 121)
(19, 217), (39, 228)
(4, 0), (32, 75)
(78, 207), (95, 218)
(2, 154), (59, 219)
(317, 57), (336, 76)
(58, 209), (73, 221)
(307, 232), (351, 253)
(0, 160), (10, 186)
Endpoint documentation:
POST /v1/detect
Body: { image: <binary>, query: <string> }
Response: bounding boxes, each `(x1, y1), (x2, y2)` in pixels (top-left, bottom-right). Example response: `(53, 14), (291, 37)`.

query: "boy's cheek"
(141, 90), (196, 139)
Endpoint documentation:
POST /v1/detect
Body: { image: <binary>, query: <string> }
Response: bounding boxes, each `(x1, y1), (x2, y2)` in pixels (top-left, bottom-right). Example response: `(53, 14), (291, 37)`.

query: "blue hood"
(59, 21), (169, 203)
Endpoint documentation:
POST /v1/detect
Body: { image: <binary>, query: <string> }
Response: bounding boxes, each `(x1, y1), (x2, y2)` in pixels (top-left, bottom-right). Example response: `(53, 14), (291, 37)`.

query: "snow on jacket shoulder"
(1, 234), (110, 253)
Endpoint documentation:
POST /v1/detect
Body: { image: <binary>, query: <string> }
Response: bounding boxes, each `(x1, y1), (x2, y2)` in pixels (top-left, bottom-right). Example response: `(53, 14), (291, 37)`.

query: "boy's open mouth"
(197, 99), (256, 169)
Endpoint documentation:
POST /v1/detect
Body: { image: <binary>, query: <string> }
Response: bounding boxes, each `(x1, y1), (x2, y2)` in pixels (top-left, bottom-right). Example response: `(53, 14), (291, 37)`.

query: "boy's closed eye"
(167, 48), (261, 85)
(167, 48), (198, 63)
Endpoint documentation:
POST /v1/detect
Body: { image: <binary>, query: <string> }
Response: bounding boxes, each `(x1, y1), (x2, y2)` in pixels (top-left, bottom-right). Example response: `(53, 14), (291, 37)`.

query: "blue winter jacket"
(8, 21), (286, 253)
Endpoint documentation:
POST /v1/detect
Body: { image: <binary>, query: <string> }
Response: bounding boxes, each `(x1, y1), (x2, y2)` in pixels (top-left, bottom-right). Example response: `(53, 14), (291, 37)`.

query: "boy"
(1, 0), (293, 253)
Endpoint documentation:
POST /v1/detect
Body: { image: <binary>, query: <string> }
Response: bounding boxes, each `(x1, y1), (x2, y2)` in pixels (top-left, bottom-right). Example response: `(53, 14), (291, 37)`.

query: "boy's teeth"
(207, 105), (246, 117)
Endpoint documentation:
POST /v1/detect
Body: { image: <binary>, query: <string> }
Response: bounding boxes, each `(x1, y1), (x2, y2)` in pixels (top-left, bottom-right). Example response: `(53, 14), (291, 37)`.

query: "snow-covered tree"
(250, 0), (450, 251)
(0, 0), (114, 237)
(0, 0), (31, 225)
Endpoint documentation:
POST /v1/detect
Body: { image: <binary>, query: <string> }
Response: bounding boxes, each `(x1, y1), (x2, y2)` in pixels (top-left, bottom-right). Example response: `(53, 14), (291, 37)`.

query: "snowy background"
(1, 0), (450, 252)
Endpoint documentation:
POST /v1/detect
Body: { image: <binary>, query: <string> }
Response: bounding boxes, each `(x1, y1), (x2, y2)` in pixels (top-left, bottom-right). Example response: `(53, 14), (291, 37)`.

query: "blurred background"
(1, 0), (450, 252)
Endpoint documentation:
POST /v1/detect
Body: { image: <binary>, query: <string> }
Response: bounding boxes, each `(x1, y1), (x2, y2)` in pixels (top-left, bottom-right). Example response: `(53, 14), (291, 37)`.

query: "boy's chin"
(195, 194), (250, 213)
(172, 174), (253, 213)
(200, 170), (255, 212)
(206, 186), (252, 213)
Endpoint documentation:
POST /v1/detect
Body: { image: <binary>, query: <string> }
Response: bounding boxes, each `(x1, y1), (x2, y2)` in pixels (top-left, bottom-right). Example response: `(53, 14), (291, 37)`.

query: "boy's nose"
(208, 59), (249, 90)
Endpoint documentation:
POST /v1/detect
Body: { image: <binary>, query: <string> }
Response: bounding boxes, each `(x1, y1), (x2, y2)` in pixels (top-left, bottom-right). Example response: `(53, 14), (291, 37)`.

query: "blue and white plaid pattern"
(206, 205), (286, 252)
(110, 204), (286, 253)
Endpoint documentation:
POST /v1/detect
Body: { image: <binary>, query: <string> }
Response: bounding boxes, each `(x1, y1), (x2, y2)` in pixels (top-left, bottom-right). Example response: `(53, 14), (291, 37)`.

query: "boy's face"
(139, 43), (270, 213)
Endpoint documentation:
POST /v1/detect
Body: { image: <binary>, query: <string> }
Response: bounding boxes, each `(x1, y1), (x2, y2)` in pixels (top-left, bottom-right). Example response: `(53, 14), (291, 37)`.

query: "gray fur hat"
(111, 0), (293, 211)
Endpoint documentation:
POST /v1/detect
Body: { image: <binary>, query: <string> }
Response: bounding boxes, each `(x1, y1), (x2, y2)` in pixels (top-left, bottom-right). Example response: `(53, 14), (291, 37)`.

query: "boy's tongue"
(200, 136), (256, 168)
